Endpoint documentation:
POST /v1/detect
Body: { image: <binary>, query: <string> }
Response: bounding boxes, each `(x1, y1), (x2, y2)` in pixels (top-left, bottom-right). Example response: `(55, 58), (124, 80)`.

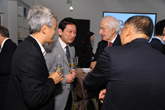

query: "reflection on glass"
(54, 54), (64, 71)
(69, 56), (78, 69)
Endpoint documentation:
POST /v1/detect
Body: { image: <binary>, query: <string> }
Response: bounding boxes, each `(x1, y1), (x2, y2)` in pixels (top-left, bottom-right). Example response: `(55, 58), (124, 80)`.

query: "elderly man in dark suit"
(90, 16), (121, 71)
(4, 5), (63, 110)
(0, 25), (17, 110)
(90, 16), (121, 109)
(84, 16), (165, 110)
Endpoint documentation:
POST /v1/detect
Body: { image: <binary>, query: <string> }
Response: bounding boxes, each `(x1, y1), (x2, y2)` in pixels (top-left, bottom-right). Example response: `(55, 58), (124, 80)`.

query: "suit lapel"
(26, 36), (49, 74)
(0, 39), (10, 53)
(26, 36), (43, 55)
(113, 34), (121, 46)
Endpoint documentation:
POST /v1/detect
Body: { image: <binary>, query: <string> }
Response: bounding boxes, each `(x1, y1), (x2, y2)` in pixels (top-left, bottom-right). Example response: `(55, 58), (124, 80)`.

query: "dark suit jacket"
(150, 38), (165, 55)
(0, 39), (17, 110)
(4, 36), (56, 110)
(84, 38), (165, 110)
(93, 34), (121, 61)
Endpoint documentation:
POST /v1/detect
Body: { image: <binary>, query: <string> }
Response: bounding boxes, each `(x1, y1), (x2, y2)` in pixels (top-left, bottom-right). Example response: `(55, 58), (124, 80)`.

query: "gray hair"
(27, 5), (56, 34)
(101, 16), (121, 33)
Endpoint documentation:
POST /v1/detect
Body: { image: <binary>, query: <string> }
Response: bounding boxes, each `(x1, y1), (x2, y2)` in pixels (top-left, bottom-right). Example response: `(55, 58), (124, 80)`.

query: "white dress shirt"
(58, 37), (68, 53)
(30, 35), (46, 56)
(107, 34), (118, 46)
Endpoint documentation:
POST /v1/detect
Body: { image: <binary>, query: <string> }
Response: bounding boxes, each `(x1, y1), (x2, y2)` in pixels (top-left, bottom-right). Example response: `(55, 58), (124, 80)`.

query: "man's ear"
(125, 26), (135, 44)
(58, 28), (62, 36)
(163, 27), (165, 35)
(40, 24), (47, 34)
(121, 26), (132, 45)
(112, 28), (116, 34)
(124, 26), (131, 39)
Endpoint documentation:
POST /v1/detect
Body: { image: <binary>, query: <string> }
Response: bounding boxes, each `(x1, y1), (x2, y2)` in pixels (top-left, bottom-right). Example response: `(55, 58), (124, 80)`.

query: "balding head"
(124, 16), (153, 38)
(120, 16), (153, 45)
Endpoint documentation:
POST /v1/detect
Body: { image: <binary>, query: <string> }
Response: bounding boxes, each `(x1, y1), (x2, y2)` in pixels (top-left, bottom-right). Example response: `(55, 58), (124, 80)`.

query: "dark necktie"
(108, 42), (113, 47)
(66, 46), (73, 92)
(65, 46), (70, 63)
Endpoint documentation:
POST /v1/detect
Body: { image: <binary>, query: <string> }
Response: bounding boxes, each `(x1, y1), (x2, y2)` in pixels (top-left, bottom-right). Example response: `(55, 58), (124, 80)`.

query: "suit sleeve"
(17, 50), (55, 108)
(0, 42), (17, 75)
(150, 39), (162, 51)
(83, 47), (111, 91)
(93, 41), (107, 61)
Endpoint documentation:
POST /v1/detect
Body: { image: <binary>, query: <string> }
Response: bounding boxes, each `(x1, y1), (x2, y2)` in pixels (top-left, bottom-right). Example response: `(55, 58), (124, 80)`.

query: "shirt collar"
(108, 34), (118, 45)
(153, 36), (165, 45)
(1, 38), (9, 49)
(58, 37), (67, 49)
(30, 35), (46, 56)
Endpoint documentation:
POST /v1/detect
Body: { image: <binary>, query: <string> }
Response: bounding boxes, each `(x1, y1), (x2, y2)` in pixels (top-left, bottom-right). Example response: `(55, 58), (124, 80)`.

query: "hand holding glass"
(69, 56), (78, 69)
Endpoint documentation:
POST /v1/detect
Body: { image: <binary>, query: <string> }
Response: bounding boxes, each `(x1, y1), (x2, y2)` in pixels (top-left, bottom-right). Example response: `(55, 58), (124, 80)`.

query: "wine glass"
(69, 56), (78, 69)
(54, 54), (64, 71)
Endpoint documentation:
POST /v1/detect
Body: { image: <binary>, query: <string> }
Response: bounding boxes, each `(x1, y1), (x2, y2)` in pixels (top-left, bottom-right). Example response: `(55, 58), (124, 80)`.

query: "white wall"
(0, 0), (34, 27)
(0, 0), (34, 43)
(22, 0), (34, 7)
(0, 0), (8, 27)
(34, 0), (165, 52)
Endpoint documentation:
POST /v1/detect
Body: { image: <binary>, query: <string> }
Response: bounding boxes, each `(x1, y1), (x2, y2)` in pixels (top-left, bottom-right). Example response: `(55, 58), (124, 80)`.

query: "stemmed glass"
(54, 54), (64, 71)
(69, 56), (78, 69)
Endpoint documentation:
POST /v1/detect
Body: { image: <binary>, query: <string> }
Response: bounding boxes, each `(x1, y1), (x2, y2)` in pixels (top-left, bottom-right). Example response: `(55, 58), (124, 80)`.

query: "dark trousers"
(64, 92), (72, 110)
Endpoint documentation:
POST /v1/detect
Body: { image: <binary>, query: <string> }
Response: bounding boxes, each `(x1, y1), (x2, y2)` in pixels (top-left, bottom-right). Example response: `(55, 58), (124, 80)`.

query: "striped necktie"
(65, 46), (70, 63)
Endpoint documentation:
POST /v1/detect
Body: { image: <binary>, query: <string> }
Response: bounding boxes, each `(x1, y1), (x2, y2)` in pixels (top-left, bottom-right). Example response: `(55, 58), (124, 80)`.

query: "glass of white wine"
(54, 54), (64, 71)
(69, 56), (78, 69)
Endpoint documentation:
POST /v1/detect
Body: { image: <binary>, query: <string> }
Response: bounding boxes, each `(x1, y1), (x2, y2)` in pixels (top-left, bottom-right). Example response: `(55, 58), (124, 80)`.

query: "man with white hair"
(90, 16), (121, 71)
(90, 16), (121, 109)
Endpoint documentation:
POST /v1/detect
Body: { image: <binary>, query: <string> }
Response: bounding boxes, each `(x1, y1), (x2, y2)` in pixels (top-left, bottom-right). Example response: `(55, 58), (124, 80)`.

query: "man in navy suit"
(90, 16), (121, 71)
(150, 19), (165, 54)
(4, 5), (63, 110)
(84, 16), (165, 110)
(0, 25), (17, 110)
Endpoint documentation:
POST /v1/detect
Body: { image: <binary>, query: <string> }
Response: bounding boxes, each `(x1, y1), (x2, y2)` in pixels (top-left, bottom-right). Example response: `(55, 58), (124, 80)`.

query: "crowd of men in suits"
(1, 4), (165, 110)
(84, 16), (165, 110)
